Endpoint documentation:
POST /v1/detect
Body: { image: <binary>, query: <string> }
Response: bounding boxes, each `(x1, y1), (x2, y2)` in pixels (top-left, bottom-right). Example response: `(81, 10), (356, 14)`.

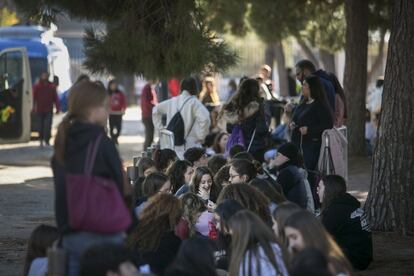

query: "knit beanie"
(278, 142), (300, 164)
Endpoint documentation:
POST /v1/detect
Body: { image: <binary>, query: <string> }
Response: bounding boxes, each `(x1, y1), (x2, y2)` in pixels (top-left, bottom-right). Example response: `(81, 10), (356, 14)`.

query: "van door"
(0, 47), (32, 144)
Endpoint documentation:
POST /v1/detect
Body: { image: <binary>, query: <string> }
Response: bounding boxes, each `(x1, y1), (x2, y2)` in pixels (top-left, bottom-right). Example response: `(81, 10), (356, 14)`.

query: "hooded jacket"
(222, 100), (269, 160)
(321, 193), (373, 270)
(51, 122), (125, 233)
(276, 161), (308, 209)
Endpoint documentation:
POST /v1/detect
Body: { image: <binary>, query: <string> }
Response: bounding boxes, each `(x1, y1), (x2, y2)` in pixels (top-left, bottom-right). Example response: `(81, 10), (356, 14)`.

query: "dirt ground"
(0, 112), (413, 275)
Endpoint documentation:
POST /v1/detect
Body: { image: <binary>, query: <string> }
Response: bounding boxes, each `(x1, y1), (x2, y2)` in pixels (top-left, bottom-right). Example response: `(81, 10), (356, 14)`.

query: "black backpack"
(166, 96), (194, 146)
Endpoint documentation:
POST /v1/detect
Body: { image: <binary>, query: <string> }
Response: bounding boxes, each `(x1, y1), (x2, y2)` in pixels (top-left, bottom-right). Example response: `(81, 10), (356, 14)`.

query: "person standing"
(221, 78), (270, 163)
(290, 75), (333, 195)
(33, 72), (60, 147)
(152, 76), (210, 159)
(52, 80), (132, 276)
(141, 80), (158, 150)
(295, 59), (336, 113)
(108, 79), (127, 144)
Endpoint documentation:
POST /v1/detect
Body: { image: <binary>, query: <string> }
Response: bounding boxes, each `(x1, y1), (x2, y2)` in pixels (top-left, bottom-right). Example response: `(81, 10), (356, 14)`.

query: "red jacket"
(141, 84), (158, 118)
(33, 81), (60, 113)
(168, 78), (180, 97)
(109, 91), (127, 114)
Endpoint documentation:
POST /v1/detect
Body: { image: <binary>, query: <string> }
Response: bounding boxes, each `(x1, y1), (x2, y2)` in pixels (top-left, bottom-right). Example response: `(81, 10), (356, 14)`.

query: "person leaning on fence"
(152, 76), (211, 159)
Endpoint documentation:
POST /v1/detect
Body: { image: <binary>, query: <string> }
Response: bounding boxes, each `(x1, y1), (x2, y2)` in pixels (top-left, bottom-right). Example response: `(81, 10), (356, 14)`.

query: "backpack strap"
(247, 128), (257, 152)
(84, 133), (103, 175)
(178, 96), (194, 113)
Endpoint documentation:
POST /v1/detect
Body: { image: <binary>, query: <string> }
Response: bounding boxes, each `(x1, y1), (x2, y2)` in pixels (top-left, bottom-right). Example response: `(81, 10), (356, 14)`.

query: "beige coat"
(152, 91), (211, 157)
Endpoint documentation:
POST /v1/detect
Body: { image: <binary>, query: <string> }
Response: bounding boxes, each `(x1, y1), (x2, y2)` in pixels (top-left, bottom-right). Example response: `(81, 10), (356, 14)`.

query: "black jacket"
(224, 101), (270, 161)
(313, 70), (336, 112)
(51, 121), (125, 233)
(276, 162), (308, 209)
(321, 193), (373, 270)
(291, 100), (333, 145)
(140, 231), (181, 275)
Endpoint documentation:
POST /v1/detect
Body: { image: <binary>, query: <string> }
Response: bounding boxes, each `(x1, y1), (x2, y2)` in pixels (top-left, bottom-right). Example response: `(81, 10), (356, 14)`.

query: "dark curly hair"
(166, 160), (192, 194)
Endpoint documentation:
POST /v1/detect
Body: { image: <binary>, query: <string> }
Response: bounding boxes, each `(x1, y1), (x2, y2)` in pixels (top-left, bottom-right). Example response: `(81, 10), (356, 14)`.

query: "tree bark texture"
(274, 41), (288, 97)
(319, 48), (336, 75)
(365, 0), (414, 233)
(296, 37), (319, 67)
(343, 0), (369, 156)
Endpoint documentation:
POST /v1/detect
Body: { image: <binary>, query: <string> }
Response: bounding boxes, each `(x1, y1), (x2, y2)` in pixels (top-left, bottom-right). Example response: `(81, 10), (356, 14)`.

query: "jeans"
(142, 116), (154, 150)
(109, 114), (123, 144)
(38, 112), (53, 144)
(62, 232), (124, 276)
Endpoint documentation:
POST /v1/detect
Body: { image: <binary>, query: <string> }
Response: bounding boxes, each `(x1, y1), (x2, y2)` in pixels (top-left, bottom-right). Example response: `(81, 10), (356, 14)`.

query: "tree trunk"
(365, 0), (414, 234)
(296, 37), (319, 67)
(319, 48), (336, 75)
(343, 0), (369, 156)
(264, 43), (275, 79)
(274, 41), (288, 97)
(367, 30), (386, 86)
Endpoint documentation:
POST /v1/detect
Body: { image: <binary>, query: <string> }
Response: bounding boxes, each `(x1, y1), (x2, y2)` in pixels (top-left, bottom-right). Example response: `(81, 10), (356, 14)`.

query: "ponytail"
(54, 113), (73, 165)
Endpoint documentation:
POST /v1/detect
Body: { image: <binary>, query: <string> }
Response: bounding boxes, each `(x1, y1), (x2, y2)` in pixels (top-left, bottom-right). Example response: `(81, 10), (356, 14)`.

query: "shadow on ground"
(0, 177), (54, 276)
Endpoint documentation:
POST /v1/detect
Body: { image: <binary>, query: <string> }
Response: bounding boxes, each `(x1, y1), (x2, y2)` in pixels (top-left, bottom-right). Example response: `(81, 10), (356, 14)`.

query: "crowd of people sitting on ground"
(24, 60), (373, 276)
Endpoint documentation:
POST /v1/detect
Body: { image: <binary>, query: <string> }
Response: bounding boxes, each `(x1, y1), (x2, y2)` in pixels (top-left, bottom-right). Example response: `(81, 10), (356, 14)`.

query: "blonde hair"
(199, 76), (220, 104)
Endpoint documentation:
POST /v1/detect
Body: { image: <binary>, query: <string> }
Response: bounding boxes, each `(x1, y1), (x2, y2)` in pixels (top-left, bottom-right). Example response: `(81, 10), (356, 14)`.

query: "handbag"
(65, 133), (132, 233)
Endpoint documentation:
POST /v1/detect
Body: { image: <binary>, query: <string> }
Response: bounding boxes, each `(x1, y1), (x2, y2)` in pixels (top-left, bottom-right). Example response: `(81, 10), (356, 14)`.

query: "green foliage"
(207, 0), (391, 54)
(301, 1), (345, 53)
(14, 0), (238, 79)
(203, 0), (249, 36)
(249, 0), (310, 43)
(368, 0), (392, 32)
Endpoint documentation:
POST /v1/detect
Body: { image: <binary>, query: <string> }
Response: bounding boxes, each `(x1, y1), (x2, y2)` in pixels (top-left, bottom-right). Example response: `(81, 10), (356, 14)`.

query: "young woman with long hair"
(217, 184), (271, 225)
(189, 166), (221, 203)
(135, 172), (171, 217)
(52, 80), (131, 276)
(214, 164), (231, 188)
(212, 132), (229, 154)
(290, 74), (334, 196)
(213, 199), (245, 271)
(271, 202), (301, 248)
(23, 225), (59, 276)
(228, 159), (257, 184)
(133, 157), (157, 200)
(199, 76), (221, 131)
(228, 210), (289, 276)
(284, 210), (352, 275)
(221, 78), (270, 162)
(166, 160), (193, 195)
(318, 175), (373, 270)
(127, 193), (182, 275)
(176, 193), (208, 239)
